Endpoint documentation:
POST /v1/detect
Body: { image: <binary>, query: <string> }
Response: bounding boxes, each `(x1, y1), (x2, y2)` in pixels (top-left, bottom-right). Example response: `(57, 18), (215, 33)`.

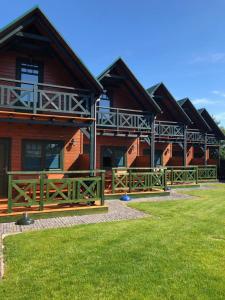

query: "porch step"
(0, 200), (105, 217)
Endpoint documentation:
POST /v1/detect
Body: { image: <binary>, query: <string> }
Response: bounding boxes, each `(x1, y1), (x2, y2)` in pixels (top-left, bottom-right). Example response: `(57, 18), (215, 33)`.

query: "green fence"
(112, 168), (167, 193)
(7, 170), (105, 213)
(111, 165), (217, 193)
(197, 165), (217, 181)
(166, 166), (198, 185)
(166, 165), (217, 185)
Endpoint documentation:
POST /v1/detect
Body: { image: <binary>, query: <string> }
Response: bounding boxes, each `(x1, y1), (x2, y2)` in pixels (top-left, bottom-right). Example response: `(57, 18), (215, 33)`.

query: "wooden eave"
(147, 83), (191, 125)
(198, 108), (225, 140)
(177, 98), (211, 132)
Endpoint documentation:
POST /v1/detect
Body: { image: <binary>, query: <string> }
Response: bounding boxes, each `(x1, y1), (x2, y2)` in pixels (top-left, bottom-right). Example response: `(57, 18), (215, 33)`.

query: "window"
(194, 147), (204, 158)
(209, 148), (219, 160)
(143, 149), (162, 166)
(23, 140), (63, 171)
(99, 93), (111, 113)
(101, 146), (126, 169)
(17, 59), (43, 102)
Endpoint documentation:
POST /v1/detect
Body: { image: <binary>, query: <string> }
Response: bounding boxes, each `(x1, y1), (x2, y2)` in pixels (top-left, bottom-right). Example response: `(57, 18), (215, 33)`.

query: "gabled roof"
(97, 58), (161, 114)
(177, 98), (211, 131)
(0, 6), (102, 94)
(147, 82), (191, 124)
(198, 108), (225, 140)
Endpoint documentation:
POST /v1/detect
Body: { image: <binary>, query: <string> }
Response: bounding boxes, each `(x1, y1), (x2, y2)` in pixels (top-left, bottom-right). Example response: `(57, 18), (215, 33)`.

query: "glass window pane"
(19, 62), (40, 102)
(24, 142), (42, 170)
(45, 143), (61, 169)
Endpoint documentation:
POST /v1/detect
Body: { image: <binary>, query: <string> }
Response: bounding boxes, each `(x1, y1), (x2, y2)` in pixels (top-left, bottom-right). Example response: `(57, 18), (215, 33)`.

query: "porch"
(0, 165), (218, 219)
(0, 170), (105, 217)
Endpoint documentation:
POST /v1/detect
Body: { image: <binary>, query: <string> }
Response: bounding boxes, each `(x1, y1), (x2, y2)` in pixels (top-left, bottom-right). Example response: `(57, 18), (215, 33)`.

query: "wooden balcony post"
(204, 133), (207, 166)
(33, 84), (38, 114)
(183, 125), (187, 166)
(90, 94), (96, 172)
(150, 116), (155, 167)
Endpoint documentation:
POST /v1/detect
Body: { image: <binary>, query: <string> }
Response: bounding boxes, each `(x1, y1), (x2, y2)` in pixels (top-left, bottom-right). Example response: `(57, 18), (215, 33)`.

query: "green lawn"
(1, 185), (225, 300)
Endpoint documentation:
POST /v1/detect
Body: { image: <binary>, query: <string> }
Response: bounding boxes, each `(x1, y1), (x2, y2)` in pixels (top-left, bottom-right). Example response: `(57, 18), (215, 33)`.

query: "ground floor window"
(209, 148), (219, 160)
(101, 146), (126, 169)
(23, 140), (63, 171)
(194, 147), (204, 158)
(143, 148), (163, 166)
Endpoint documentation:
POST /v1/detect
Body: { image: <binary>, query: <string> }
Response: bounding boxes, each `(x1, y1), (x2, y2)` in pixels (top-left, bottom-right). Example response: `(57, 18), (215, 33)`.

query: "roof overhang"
(147, 83), (192, 125)
(0, 6), (103, 96)
(98, 57), (161, 114)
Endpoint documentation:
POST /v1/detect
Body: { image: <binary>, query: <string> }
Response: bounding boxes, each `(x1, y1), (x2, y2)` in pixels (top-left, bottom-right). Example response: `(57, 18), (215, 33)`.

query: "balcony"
(0, 78), (92, 116)
(155, 121), (184, 139)
(187, 130), (205, 143)
(207, 134), (220, 145)
(96, 106), (152, 132)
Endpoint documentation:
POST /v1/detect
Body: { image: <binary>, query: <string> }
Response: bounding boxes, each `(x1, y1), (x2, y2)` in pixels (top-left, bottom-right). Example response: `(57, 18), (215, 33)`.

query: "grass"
(1, 185), (225, 299)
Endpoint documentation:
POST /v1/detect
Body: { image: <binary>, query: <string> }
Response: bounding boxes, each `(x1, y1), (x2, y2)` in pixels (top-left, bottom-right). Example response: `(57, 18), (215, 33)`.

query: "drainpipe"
(94, 97), (101, 170)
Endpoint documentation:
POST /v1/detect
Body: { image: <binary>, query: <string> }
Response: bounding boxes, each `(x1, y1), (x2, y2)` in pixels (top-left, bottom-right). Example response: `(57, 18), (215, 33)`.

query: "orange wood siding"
(0, 51), (79, 88)
(0, 123), (82, 171)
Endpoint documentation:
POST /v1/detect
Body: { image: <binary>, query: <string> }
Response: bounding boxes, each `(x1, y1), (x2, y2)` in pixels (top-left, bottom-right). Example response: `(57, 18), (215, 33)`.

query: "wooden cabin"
(0, 7), (103, 207)
(145, 83), (192, 167)
(177, 98), (222, 166)
(83, 58), (161, 170)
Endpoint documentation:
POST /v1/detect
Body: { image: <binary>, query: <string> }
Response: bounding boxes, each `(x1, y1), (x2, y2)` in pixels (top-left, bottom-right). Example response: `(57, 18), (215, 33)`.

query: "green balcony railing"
(7, 170), (105, 213)
(112, 167), (167, 193)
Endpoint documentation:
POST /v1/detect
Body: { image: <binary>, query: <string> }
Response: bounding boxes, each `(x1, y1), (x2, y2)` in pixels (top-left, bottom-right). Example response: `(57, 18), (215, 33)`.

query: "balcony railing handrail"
(155, 120), (184, 126)
(7, 170), (105, 175)
(96, 105), (150, 115)
(187, 129), (204, 133)
(0, 77), (90, 93)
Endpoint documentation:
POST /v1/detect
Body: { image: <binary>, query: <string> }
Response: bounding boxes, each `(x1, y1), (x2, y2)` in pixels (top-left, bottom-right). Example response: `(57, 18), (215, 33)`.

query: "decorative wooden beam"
(16, 31), (50, 42)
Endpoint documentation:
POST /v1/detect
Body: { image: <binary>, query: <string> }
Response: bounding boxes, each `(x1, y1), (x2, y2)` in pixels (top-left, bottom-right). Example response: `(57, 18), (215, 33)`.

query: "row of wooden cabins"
(0, 7), (223, 216)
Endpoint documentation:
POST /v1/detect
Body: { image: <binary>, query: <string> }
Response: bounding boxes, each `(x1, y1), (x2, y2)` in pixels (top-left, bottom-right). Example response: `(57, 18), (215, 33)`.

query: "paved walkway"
(0, 190), (193, 236)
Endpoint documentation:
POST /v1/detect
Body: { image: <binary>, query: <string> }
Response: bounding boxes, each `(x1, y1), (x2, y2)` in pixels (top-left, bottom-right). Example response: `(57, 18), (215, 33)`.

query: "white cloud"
(212, 90), (225, 97)
(190, 52), (225, 64)
(192, 98), (217, 105)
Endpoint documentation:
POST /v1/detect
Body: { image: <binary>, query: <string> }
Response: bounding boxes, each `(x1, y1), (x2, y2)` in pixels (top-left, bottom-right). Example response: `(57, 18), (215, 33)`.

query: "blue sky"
(1, 0), (225, 125)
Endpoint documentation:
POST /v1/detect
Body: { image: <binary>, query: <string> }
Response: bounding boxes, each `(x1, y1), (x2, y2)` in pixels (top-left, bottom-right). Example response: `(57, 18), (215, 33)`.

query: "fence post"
(112, 169), (115, 194)
(129, 169), (132, 193)
(8, 174), (13, 213)
(171, 168), (174, 186)
(39, 172), (45, 211)
(101, 171), (105, 206)
(163, 169), (167, 191)
(196, 166), (199, 184)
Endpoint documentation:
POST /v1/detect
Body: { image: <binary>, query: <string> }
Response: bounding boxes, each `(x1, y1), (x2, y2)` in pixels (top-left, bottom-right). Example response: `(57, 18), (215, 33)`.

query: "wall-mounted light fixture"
(70, 138), (76, 147)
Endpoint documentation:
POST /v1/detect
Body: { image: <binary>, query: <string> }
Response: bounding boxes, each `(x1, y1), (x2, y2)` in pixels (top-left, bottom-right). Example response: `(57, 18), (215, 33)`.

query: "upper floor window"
(99, 93), (111, 113)
(16, 59), (43, 102)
